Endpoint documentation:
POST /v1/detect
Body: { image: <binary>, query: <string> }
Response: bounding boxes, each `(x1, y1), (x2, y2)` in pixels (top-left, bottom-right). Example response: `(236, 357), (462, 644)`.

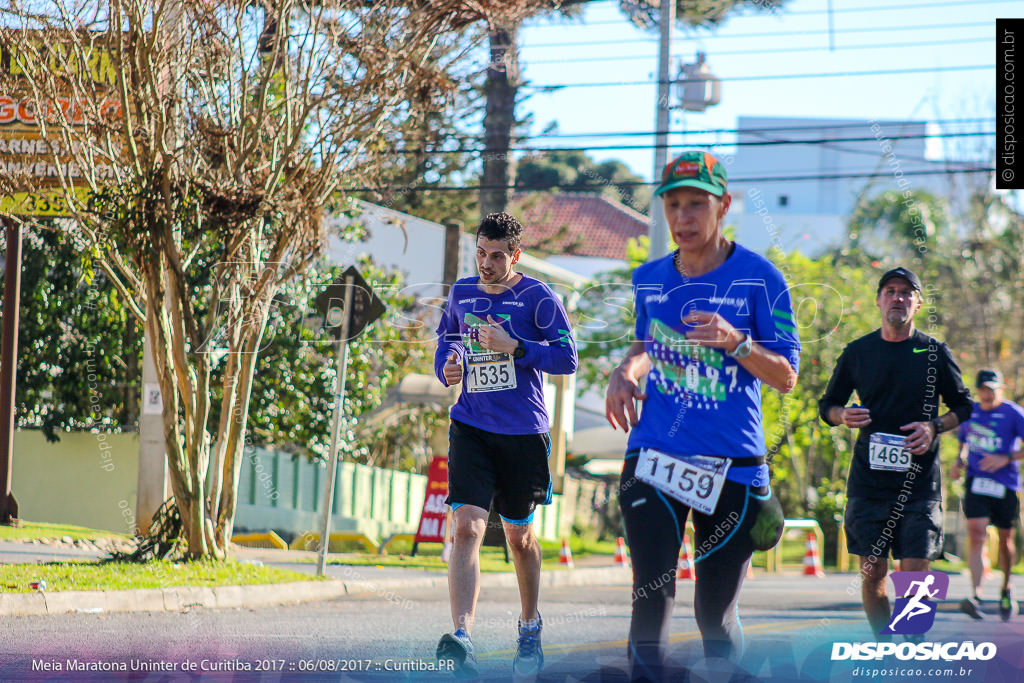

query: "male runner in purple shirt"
(433, 212), (577, 678)
(951, 369), (1024, 622)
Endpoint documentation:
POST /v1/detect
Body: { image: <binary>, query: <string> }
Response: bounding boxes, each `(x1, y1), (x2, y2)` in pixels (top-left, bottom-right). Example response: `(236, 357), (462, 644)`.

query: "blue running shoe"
(513, 615), (544, 676)
(437, 627), (478, 679)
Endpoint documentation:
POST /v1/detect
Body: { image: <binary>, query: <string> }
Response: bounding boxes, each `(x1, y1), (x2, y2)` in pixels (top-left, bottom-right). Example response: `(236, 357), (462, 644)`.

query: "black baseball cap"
(877, 267), (923, 294)
(976, 369), (1004, 389)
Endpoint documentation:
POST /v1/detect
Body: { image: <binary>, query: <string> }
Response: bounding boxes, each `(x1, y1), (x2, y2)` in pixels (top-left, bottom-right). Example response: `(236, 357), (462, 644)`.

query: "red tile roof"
(510, 192), (648, 260)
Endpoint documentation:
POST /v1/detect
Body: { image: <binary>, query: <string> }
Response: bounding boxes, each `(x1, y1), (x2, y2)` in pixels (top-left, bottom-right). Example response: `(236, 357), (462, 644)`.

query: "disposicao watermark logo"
(882, 571), (948, 635)
(831, 571), (997, 663)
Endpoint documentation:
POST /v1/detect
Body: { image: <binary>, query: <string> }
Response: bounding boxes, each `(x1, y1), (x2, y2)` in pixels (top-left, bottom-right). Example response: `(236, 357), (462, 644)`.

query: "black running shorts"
(963, 478), (1020, 529)
(844, 496), (943, 560)
(445, 419), (552, 524)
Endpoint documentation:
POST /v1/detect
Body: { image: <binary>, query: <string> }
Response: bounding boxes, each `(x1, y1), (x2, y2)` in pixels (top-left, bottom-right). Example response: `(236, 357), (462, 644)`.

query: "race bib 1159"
(635, 449), (730, 515)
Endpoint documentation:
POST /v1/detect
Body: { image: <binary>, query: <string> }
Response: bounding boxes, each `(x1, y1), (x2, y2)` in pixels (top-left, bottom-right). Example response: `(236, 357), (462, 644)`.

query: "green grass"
(0, 559), (316, 593)
(322, 536), (620, 572)
(540, 537), (618, 559)
(0, 521), (130, 543)
(330, 549), (518, 573)
(931, 559), (963, 574)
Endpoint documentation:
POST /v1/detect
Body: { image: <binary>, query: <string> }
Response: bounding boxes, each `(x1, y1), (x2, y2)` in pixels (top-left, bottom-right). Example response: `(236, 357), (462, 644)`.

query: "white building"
(727, 116), (955, 255)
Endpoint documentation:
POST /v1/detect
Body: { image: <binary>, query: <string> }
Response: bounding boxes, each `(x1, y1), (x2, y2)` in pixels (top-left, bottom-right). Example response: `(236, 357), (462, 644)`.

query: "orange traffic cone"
(615, 537), (630, 568)
(559, 539), (574, 568)
(677, 534), (695, 580)
(746, 560), (755, 580)
(802, 533), (825, 578)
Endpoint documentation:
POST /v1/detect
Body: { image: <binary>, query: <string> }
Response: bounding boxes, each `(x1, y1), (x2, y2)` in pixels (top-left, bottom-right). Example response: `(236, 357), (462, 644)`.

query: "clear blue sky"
(506, 0), (1008, 197)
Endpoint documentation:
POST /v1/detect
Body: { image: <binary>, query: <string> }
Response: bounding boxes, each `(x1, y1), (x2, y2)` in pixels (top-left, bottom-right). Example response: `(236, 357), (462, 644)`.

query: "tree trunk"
(479, 23), (519, 219)
(215, 312), (271, 551)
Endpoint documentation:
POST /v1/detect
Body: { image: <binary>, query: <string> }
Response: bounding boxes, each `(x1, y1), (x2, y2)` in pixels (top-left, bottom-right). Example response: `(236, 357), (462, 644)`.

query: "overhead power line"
(524, 36), (991, 64)
(353, 167), (995, 194)
(521, 64), (992, 89)
(388, 118), (990, 149)
(522, 21), (993, 48)
(386, 130), (994, 156)
(525, 0), (1020, 26)
(518, 118), (992, 140)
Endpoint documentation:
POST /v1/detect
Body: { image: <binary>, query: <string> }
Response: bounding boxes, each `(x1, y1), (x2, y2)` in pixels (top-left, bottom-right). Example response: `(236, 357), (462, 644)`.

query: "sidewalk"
(0, 540), (634, 617)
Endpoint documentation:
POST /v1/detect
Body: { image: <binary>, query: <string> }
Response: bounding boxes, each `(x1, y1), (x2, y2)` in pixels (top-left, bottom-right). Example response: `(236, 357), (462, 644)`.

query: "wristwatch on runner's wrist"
(513, 340), (527, 360)
(727, 333), (752, 359)
(930, 417), (943, 435)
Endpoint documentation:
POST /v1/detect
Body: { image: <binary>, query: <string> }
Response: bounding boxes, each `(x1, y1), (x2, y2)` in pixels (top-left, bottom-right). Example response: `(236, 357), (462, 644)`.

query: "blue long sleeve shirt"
(434, 274), (577, 435)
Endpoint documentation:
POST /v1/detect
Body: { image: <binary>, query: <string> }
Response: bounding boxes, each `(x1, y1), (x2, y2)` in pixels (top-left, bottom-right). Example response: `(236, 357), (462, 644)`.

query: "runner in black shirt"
(819, 267), (971, 637)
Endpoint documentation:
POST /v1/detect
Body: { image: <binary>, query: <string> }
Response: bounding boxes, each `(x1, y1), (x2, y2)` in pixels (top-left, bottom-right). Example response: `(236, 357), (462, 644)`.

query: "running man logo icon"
(882, 571), (949, 635)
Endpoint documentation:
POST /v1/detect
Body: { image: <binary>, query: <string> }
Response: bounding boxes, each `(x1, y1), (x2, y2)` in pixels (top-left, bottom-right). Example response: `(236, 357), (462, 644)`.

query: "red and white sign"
(414, 456), (449, 544)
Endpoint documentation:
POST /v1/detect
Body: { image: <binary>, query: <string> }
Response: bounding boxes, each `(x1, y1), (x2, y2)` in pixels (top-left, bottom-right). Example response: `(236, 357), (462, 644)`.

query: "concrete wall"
(12, 429), (139, 534)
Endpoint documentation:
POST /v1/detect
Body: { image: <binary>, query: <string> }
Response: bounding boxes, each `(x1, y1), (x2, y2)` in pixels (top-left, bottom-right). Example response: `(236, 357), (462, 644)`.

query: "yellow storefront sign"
(0, 33), (120, 217)
(0, 187), (92, 217)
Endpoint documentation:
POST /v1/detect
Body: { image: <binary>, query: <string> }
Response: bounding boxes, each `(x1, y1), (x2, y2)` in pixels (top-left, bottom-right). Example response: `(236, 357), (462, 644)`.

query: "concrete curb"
(0, 566), (634, 617)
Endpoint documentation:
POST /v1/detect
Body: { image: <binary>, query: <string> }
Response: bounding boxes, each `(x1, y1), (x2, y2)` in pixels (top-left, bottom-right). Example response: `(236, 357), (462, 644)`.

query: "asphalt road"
(3, 573), (1024, 682)
(0, 540), (104, 564)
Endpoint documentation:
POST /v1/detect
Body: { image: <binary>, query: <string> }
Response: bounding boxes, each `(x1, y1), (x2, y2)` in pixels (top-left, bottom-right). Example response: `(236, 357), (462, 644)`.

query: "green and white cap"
(654, 151), (728, 197)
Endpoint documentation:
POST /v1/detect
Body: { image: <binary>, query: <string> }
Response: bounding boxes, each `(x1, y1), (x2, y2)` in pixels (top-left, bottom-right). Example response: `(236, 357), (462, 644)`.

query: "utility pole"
(136, 339), (168, 536)
(0, 218), (22, 525)
(479, 24), (519, 219)
(648, 0), (675, 262)
(442, 220), (462, 297)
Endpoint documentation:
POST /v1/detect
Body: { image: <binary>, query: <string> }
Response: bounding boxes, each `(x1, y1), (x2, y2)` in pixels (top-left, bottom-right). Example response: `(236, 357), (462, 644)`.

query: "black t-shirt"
(818, 329), (972, 500)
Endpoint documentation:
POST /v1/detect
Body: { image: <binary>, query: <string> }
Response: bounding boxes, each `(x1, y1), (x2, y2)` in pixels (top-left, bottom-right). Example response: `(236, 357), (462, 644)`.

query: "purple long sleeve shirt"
(434, 275), (577, 435)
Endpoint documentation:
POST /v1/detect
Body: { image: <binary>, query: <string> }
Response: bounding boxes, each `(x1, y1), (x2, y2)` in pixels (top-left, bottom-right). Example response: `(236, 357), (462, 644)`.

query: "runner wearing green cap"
(605, 150), (799, 680)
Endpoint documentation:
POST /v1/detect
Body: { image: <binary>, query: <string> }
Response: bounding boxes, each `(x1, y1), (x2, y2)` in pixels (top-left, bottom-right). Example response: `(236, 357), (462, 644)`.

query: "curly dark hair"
(476, 212), (523, 253)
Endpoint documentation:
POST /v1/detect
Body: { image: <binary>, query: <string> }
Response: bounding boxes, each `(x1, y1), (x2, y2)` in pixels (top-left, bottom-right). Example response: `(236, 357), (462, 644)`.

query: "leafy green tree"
(515, 150), (652, 213)
(8, 226), (142, 439)
(0, 0), (558, 558)
(9, 229), (441, 470)
(846, 189), (951, 265)
(240, 257), (443, 467)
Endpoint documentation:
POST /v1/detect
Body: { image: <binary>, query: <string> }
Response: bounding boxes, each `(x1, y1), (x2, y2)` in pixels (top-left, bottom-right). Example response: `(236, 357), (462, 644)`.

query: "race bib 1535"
(465, 352), (516, 393)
